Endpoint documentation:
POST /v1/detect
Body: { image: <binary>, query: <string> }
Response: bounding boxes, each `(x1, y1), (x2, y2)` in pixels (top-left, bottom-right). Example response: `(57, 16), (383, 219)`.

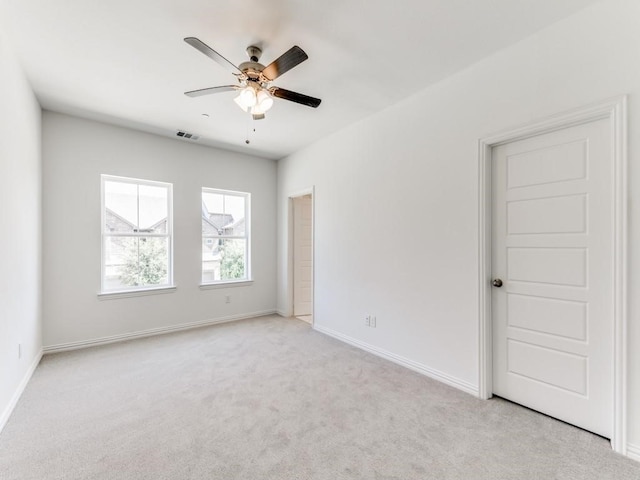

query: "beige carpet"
(1, 315), (639, 479)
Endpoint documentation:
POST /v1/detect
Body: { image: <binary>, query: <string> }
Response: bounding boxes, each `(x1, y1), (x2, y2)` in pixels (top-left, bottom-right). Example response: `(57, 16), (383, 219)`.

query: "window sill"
(199, 280), (253, 290)
(98, 285), (177, 300)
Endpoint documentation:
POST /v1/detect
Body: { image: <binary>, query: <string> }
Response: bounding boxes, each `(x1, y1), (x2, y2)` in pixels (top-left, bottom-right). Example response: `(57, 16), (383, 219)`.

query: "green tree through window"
(120, 238), (168, 286)
(220, 240), (245, 280)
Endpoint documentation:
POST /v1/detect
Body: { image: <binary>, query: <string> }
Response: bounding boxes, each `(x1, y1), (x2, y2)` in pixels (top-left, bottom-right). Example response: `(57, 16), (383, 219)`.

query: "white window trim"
(199, 280), (253, 290)
(100, 174), (175, 295)
(201, 187), (251, 286)
(98, 285), (177, 300)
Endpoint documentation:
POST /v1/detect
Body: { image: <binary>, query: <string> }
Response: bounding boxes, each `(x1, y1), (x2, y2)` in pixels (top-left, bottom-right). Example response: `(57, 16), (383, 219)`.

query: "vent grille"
(176, 130), (200, 141)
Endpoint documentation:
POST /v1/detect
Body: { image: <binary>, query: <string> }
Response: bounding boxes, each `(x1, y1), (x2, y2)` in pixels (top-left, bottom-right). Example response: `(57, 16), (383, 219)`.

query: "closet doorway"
(290, 191), (313, 324)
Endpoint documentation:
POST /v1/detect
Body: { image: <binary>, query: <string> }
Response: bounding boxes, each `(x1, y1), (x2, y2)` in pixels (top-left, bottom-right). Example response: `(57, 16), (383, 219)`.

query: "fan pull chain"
(245, 114), (256, 144)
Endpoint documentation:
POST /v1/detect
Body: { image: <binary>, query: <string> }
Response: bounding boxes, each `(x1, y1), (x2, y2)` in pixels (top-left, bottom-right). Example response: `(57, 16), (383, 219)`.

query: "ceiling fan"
(183, 37), (321, 120)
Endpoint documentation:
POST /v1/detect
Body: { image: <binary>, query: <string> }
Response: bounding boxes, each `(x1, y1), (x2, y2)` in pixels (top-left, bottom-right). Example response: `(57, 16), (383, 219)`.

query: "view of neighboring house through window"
(101, 175), (173, 292)
(202, 188), (250, 284)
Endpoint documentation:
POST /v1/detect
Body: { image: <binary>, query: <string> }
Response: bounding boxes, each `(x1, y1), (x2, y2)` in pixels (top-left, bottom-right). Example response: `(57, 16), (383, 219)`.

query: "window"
(101, 175), (173, 293)
(201, 188), (250, 284)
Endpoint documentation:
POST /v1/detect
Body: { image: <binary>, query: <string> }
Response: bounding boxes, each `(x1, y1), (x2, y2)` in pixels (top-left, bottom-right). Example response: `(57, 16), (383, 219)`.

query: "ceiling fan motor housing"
(238, 62), (265, 81)
(238, 46), (266, 82)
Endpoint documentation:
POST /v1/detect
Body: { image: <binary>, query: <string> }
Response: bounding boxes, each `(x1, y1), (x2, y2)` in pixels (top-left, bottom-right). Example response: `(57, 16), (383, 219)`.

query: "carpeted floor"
(1, 315), (639, 479)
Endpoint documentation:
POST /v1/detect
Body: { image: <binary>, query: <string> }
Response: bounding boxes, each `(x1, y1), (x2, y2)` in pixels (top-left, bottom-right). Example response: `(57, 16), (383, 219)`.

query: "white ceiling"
(1, 0), (600, 159)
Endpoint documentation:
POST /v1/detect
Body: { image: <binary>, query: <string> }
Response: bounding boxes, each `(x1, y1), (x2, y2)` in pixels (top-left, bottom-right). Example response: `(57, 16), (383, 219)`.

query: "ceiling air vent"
(176, 130), (199, 141)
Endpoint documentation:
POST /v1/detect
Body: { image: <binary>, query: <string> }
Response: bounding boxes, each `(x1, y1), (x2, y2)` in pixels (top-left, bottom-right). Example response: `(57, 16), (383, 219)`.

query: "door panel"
(508, 247), (587, 286)
(507, 339), (587, 395)
(492, 118), (613, 438)
(506, 139), (587, 188)
(507, 294), (587, 340)
(507, 194), (587, 234)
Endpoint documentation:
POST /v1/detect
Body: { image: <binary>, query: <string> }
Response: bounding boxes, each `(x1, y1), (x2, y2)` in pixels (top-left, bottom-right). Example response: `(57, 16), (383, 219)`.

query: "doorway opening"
(288, 189), (314, 325)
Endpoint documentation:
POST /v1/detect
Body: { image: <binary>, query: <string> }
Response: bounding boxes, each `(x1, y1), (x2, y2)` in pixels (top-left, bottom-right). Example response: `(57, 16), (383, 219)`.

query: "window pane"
(104, 236), (168, 289)
(104, 181), (138, 233)
(202, 236), (220, 284)
(219, 238), (246, 281)
(104, 236), (136, 290)
(202, 238), (246, 283)
(223, 195), (245, 236)
(138, 184), (168, 233)
(202, 191), (245, 236)
(202, 191), (224, 215)
(202, 192), (231, 234)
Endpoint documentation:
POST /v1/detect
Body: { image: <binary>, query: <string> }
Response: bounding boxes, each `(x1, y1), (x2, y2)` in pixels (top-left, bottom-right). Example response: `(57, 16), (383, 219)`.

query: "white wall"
(43, 112), (276, 347)
(0, 32), (42, 428)
(277, 0), (640, 453)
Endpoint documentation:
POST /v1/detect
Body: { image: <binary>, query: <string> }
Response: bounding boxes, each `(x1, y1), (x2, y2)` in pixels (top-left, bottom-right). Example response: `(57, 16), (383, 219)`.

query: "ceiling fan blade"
(262, 46), (308, 81)
(184, 85), (239, 98)
(271, 87), (321, 108)
(184, 37), (242, 75)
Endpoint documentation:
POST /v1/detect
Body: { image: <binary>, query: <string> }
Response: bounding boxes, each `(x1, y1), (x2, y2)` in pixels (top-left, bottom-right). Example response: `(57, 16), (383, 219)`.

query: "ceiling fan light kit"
(233, 85), (274, 116)
(183, 37), (321, 123)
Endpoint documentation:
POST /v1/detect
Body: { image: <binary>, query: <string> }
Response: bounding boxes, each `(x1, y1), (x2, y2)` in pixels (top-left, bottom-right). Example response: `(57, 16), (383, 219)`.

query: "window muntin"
(102, 175), (173, 293)
(201, 188), (250, 284)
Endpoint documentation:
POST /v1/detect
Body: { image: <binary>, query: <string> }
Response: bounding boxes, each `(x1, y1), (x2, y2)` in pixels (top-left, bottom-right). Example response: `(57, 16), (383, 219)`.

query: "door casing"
(477, 96), (628, 454)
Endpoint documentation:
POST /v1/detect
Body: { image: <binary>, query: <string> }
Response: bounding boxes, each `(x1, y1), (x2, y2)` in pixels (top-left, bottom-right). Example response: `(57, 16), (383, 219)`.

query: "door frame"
(287, 186), (315, 323)
(477, 96), (628, 454)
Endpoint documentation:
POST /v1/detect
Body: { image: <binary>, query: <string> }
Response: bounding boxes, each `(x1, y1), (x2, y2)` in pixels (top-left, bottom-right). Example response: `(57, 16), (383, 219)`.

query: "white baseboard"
(627, 443), (640, 462)
(0, 349), (43, 434)
(314, 324), (478, 396)
(43, 310), (277, 354)
(276, 310), (289, 317)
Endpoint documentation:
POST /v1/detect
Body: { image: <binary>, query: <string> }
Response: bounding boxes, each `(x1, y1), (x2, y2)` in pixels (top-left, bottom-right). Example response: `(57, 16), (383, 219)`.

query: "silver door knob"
(492, 278), (503, 287)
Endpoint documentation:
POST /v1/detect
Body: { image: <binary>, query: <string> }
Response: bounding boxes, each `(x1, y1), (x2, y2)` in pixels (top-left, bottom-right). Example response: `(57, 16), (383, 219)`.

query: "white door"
(491, 118), (613, 438)
(293, 195), (313, 318)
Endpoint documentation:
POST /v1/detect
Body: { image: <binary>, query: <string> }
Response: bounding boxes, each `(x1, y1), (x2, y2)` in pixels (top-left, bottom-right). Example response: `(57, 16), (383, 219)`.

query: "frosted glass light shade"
(234, 86), (257, 111)
(233, 95), (249, 112)
(256, 89), (274, 112)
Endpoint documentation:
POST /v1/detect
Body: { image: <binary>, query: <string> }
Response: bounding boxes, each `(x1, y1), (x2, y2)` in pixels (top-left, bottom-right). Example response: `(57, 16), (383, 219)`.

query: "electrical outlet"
(365, 315), (370, 326)
(225, 295), (231, 304)
(370, 316), (376, 328)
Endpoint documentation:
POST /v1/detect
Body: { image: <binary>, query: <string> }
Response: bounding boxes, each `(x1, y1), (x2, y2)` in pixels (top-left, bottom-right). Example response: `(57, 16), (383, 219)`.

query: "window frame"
(201, 187), (251, 286)
(100, 174), (174, 295)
